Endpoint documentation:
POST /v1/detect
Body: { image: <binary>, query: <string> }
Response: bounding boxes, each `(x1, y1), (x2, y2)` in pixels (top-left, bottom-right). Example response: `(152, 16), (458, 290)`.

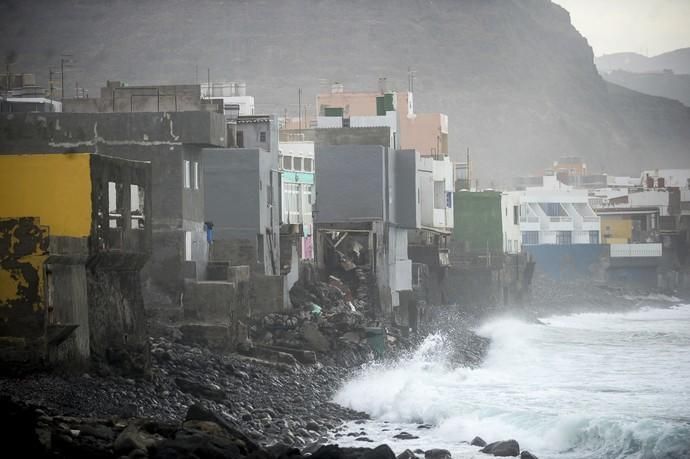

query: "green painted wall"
(453, 191), (502, 251)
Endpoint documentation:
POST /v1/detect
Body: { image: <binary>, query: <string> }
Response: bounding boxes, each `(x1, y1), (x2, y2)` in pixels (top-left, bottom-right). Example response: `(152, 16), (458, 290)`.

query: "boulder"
(362, 445), (397, 459)
(397, 449), (419, 459)
(174, 378), (225, 401)
(301, 322), (331, 352)
(113, 423), (156, 455)
(480, 440), (520, 457)
(184, 404), (259, 454)
(393, 432), (419, 440)
(470, 436), (486, 447)
(520, 451), (538, 459)
(425, 449), (452, 459)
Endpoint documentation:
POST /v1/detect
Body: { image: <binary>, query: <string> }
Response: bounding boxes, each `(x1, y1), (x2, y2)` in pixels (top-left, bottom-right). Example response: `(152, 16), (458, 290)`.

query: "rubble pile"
(0, 336), (368, 448)
(251, 276), (384, 367)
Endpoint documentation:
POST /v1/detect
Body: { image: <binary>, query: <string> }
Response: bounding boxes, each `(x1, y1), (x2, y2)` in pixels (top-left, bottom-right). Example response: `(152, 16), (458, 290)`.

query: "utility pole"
(58, 54), (74, 103)
(207, 68), (211, 99)
(60, 57), (65, 103)
(466, 147), (470, 189)
(298, 88), (302, 132)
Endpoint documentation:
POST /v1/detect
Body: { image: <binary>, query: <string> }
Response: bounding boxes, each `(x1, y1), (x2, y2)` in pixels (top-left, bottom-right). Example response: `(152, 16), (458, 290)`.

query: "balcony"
(610, 243), (662, 258)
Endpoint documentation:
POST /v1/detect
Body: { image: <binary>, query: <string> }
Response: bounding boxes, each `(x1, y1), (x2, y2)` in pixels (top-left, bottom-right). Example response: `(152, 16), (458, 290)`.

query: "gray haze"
(555, 0), (690, 56)
(2, 0), (689, 183)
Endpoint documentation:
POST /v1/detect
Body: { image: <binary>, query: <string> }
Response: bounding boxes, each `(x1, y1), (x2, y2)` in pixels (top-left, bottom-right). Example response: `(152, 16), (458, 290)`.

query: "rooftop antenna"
(60, 53), (74, 103)
(298, 88), (302, 133)
(408, 67), (415, 93)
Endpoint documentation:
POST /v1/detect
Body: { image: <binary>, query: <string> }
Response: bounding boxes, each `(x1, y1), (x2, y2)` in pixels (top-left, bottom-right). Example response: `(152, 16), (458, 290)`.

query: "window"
(108, 181), (123, 228)
(293, 157), (303, 172)
(185, 231), (192, 261)
(268, 172), (274, 206)
(236, 130), (244, 148)
(522, 231), (539, 245)
(304, 157), (313, 172)
(259, 131), (267, 142)
(283, 155), (293, 171)
(305, 184), (313, 207)
(540, 202), (563, 217)
(130, 185), (145, 229)
(556, 231), (572, 245)
(434, 180), (445, 209)
(589, 231), (599, 244)
(183, 160), (191, 189)
(284, 183), (301, 223)
(513, 206), (519, 225)
(193, 161), (200, 190)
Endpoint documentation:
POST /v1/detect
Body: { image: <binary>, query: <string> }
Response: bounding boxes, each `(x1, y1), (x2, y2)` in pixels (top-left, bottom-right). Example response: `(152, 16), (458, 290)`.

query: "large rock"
(311, 444), (396, 459)
(113, 423), (157, 455)
(520, 451), (538, 459)
(174, 378), (225, 401)
(184, 404), (259, 454)
(301, 322), (331, 352)
(470, 436), (486, 447)
(425, 449), (452, 459)
(480, 440), (520, 457)
(397, 449), (419, 459)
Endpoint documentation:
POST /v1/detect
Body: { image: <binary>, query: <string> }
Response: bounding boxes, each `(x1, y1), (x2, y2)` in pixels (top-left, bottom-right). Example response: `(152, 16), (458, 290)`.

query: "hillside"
(1, 0), (689, 184)
(596, 48), (690, 74)
(601, 70), (690, 107)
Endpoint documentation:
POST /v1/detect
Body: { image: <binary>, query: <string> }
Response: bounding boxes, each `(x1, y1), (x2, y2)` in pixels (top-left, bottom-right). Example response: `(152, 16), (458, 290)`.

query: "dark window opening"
(236, 130), (244, 148)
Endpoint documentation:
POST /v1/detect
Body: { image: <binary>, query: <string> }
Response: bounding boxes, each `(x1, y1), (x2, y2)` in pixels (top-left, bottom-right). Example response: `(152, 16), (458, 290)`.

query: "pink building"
(316, 84), (448, 158)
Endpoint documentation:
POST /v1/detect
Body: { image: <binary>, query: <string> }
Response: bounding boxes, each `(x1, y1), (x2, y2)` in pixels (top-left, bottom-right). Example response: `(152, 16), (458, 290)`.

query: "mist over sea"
(332, 304), (690, 459)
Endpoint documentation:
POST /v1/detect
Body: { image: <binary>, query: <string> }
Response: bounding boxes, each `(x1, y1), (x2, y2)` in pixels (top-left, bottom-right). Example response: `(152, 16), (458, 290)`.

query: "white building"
(508, 176), (601, 246)
(501, 192), (522, 254)
(641, 169), (690, 189)
(278, 141), (315, 259)
(418, 156), (454, 232)
(201, 81), (255, 116)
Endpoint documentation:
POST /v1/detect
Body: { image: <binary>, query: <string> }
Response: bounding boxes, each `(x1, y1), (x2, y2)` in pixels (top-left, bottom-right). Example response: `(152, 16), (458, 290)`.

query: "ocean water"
(331, 304), (690, 459)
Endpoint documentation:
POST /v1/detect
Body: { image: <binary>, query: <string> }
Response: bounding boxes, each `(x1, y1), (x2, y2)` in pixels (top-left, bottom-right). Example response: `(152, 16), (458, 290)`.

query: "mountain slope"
(1, 0), (688, 183)
(596, 48), (690, 74)
(601, 70), (690, 107)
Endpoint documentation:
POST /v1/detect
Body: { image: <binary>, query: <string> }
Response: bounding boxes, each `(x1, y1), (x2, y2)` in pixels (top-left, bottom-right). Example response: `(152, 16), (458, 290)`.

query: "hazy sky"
(554, 0), (690, 56)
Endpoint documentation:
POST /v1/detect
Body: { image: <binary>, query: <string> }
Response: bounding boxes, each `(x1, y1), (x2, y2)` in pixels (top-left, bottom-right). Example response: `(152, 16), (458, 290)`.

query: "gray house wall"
(395, 149), (421, 229)
(315, 145), (387, 223)
(203, 148), (280, 276)
(0, 111), (226, 308)
(63, 83), (203, 113)
(234, 116), (278, 153)
(280, 127), (391, 147)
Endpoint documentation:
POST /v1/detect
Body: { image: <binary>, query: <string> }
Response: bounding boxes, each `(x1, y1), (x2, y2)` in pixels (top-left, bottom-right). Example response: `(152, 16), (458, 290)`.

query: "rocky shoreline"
(0, 336), (369, 448)
(4, 279), (673, 458)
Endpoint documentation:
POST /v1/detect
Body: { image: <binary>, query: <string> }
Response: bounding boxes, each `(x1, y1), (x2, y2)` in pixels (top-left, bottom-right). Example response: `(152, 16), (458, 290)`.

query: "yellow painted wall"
(601, 216), (633, 244)
(1, 218), (49, 340)
(0, 154), (92, 237)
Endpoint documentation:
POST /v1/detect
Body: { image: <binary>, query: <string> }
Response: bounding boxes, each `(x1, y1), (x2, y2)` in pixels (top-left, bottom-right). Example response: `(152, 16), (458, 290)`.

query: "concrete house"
(0, 153), (151, 374)
(203, 146), (284, 313)
(0, 109), (227, 311)
(315, 145), (419, 323)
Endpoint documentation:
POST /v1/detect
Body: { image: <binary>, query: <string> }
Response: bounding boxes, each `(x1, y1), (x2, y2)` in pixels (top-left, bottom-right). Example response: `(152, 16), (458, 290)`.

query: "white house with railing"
(507, 176), (601, 246)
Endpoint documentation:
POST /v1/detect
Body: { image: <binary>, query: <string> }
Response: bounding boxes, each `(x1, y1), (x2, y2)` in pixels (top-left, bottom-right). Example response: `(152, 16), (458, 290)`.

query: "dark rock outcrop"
(481, 439), (521, 457)
(471, 436), (487, 447)
(424, 449), (452, 459)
